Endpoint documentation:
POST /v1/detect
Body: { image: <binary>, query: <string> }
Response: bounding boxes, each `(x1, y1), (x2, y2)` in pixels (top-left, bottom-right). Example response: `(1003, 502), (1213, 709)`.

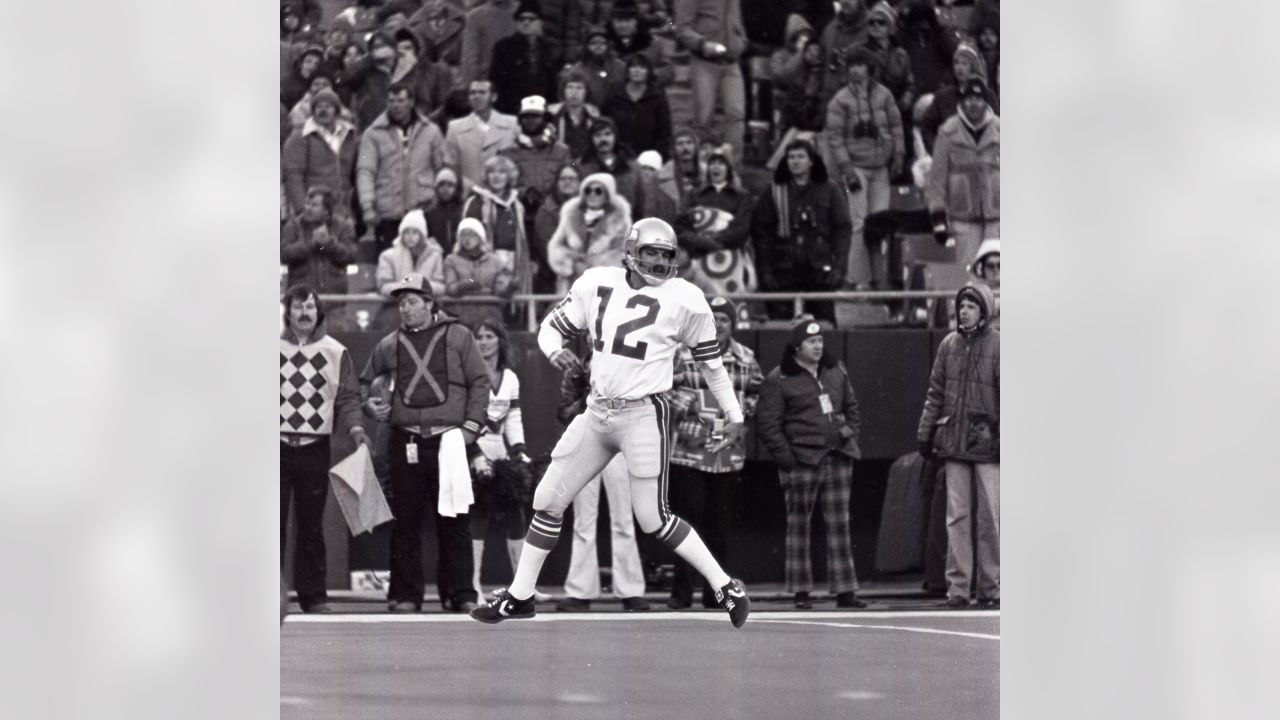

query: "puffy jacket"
(757, 351), (862, 468)
(825, 80), (904, 173)
(675, 0), (748, 61)
(282, 118), (359, 216)
(926, 112), (999, 223)
(376, 241), (446, 299)
(917, 283), (1000, 462)
(407, 3), (467, 68)
(357, 113), (447, 225)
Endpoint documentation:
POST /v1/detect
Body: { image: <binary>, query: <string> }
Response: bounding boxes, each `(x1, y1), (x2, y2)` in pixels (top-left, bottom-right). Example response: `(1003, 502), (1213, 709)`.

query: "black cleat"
(714, 578), (750, 628)
(470, 588), (536, 624)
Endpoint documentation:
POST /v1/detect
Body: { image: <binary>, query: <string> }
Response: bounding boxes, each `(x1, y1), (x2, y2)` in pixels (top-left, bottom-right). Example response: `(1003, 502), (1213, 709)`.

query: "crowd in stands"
(281, 0), (1000, 613)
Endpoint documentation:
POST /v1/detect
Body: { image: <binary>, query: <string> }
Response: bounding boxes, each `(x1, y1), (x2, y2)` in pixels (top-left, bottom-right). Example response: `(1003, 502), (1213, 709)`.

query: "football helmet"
(624, 217), (679, 285)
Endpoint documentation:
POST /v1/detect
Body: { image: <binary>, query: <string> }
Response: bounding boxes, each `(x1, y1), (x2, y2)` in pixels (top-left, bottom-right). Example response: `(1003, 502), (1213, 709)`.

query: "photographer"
(750, 139), (852, 322)
(825, 46), (903, 290)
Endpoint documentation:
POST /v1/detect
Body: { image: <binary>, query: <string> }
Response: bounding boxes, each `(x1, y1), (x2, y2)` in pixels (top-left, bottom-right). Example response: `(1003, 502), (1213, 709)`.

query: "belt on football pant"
(589, 394), (651, 411)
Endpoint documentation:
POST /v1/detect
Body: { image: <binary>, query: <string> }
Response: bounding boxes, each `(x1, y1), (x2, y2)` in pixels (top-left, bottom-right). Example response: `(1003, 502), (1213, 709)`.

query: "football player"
(471, 218), (751, 627)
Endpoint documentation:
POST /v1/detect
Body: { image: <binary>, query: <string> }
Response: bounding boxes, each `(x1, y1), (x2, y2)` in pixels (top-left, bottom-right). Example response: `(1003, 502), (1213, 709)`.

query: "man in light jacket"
(926, 76), (999, 271)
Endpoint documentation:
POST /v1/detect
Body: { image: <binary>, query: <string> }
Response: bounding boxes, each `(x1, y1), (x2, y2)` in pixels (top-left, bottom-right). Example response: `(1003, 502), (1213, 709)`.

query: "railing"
(317, 289), (998, 333)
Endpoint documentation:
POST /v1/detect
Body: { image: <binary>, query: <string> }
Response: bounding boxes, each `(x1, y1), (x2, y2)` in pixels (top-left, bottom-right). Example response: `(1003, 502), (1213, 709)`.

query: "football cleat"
(623, 217), (679, 285)
(470, 588), (536, 624)
(714, 578), (750, 628)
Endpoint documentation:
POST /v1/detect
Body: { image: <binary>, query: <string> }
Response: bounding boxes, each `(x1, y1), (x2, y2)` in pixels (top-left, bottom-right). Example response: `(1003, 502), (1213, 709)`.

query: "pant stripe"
(649, 395), (672, 523)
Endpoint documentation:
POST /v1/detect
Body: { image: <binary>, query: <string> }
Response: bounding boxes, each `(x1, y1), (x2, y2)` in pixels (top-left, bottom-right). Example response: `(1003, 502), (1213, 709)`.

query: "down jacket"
(356, 112), (447, 225)
(282, 117), (359, 216)
(545, 173), (633, 290)
(926, 111), (999, 223)
(825, 80), (904, 173)
(917, 283), (1000, 463)
(756, 349), (862, 469)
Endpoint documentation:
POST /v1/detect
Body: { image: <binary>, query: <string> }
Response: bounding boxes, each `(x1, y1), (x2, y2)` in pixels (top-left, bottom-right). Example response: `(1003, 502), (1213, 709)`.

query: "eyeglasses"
(584, 186), (606, 196)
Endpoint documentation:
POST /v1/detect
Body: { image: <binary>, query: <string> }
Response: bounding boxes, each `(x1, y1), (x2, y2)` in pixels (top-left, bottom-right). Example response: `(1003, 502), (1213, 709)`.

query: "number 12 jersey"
(544, 267), (722, 399)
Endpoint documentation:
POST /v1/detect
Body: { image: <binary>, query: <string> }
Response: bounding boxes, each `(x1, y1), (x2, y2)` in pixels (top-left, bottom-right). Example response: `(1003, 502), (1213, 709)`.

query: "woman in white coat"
(545, 172), (633, 294)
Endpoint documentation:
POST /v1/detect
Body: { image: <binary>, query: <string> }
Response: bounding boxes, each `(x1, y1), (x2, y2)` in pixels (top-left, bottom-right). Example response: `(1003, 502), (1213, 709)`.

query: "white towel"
(437, 428), (474, 517)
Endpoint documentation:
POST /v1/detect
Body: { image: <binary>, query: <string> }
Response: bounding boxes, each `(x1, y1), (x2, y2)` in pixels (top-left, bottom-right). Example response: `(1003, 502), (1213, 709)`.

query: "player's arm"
(538, 277), (588, 372)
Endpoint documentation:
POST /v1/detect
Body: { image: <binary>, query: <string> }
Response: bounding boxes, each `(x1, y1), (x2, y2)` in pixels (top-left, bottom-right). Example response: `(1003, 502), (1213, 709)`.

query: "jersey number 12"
(593, 287), (659, 360)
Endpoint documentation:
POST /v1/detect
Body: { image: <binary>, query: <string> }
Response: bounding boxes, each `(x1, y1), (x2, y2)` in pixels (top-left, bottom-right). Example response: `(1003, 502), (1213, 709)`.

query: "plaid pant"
(780, 454), (859, 594)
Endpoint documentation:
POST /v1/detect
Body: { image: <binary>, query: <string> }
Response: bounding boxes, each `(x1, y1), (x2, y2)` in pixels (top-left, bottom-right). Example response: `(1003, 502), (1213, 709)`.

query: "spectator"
(555, 348), (650, 613)
(444, 79), (519, 192)
(280, 3), (318, 49)
(607, 2), (674, 86)
(817, 0), (869, 109)
(898, 1), (958, 98)
(666, 296), (762, 609)
(674, 144), (754, 295)
(357, 83), (448, 252)
(499, 95), (573, 221)
(825, 46), (903, 290)
(333, 39), (367, 108)
(407, 0), (467, 70)
(546, 172), (633, 293)
(532, 163), (583, 293)
(918, 42), (999, 153)
(674, 0), (747, 158)
(425, 167), (465, 256)
(576, 116), (644, 208)
(554, 0), (619, 65)
(750, 139), (851, 322)
(926, 77), (999, 269)
(375, 209), (447, 317)
(280, 185), (359, 295)
(970, 238), (1000, 331)
(282, 44), (325, 108)
(391, 27), (452, 119)
(635, 150), (678, 225)
(601, 53), (673, 157)
(756, 319), (868, 610)
(489, 1), (559, 116)
(917, 284), (1000, 609)
(466, 318), (539, 601)
(462, 0), (520, 85)
(345, 31), (398, 130)
(318, 19), (355, 81)
(969, 6), (1000, 95)
(429, 86), (474, 135)
(288, 73), (360, 133)
(766, 16), (827, 171)
(280, 285), (369, 615)
(443, 217), (515, 328)
(463, 155), (533, 293)
(563, 26), (628, 107)
(361, 275), (491, 613)
(858, 2), (913, 126)
(547, 71), (602, 158)
(657, 126), (702, 211)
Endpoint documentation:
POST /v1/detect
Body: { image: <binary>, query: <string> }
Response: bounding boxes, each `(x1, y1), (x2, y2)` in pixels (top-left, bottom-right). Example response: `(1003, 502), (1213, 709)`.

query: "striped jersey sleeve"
(544, 283), (586, 338)
(678, 291), (722, 362)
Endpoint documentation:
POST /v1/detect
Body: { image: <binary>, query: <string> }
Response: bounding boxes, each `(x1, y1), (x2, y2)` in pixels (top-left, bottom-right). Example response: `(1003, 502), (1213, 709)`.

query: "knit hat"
(790, 318), (824, 346)
(519, 95), (548, 115)
(514, 0), (543, 18)
(708, 296), (739, 328)
(389, 273), (433, 298)
(456, 217), (488, 245)
(398, 209), (428, 241)
(953, 42), (989, 83)
(971, 238), (1001, 277)
(435, 167), (459, 186)
(311, 88), (342, 112)
(637, 150), (663, 171)
(867, 2), (897, 29)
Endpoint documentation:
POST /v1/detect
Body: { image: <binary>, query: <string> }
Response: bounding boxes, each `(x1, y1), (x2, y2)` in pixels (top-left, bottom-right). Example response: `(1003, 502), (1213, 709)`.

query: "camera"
(852, 120), (880, 140)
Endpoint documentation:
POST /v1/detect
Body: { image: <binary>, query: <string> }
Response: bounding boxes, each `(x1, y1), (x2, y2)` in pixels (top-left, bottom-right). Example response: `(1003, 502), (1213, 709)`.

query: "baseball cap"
(389, 274), (433, 298)
(519, 95), (547, 115)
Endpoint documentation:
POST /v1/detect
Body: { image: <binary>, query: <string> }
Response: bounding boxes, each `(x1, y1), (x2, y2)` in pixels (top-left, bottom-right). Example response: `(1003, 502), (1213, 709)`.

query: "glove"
(929, 210), (949, 246)
(918, 439), (936, 460)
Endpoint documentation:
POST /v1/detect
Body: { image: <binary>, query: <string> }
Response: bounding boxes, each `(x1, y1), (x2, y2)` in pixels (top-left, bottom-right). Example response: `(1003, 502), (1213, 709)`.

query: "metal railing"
(317, 289), (997, 333)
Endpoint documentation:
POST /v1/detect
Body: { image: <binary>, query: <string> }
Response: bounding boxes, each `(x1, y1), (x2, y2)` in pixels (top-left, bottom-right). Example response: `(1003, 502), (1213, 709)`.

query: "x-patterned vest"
(280, 335), (348, 435)
(393, 325), (452, 411)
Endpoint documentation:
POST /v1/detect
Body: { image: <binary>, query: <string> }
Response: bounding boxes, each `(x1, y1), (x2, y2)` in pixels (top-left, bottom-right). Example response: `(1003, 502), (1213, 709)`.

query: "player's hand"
(549, 348), (582, 374)
(350, 427), (371, 448)
(705, 419), (745, 454)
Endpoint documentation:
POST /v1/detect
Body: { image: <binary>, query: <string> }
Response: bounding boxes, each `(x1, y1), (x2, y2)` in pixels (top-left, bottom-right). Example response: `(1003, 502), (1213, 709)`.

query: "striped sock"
(508, 511), (562, 599)
(661, 517), (731, 590)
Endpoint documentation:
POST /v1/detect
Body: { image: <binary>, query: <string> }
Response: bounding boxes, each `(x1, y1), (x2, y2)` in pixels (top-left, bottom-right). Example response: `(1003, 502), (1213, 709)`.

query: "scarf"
(468, 186), (531, 295)
(958, 106), (996, 141)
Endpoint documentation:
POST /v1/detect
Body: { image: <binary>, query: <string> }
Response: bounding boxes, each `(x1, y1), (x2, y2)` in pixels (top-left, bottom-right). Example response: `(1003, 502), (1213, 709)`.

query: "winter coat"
(555, 1), (619, 64)
(658, 158), (702, 211)
(858, 37), (913, 103)
(608, 27), (676, 87)
(576, 146), (644, 209)
(917, 284), (999, 462)
(546, 174), (633, 287)
(926, 112), (999, 223)
(547, 102), (601, 158)
(919, 82), (1000, 153)
(488, 33), (559, 116)
(356, 113), (447, 224)
(281, 117), (359, 216)
(757, 351), (862, 469)
(818, 9), (869, 107)
(825, 79), (904, 173)
(361, 314), (490, 435)
(461, 0), (519, 84)
(396, 58), (453, 120)
(899, 3), (960, 96)
(407, 3), (467, 68)
(444, 111), (520, 191)
(750, 155), (852, 290)
(376, 240), (447, 298)
(678, 183), (753, 258)
(563, 55), (628, 107)
(675, 0), (749, 61)
(280, 216), (358, 294)
(343, 56), (393, 130)
(426, 196), (465, 256)
(499, 131), (573, 200)
(462, 187), (532, 295)
(601, 82), (674, 157)
(443, 247), (515, 327)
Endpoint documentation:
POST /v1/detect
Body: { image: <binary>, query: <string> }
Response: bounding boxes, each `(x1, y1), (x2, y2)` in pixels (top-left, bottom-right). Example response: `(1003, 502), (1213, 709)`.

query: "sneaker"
(470, 589), (536, 624)
(556, 597), (592, 612)
(794, 592), (813, 610)
(835, 592), (868, 609)
(388, 601), (418, 614)
(491, 587), (552, 604)
(714, 578), (750, 628)
(621, 597), (651, 612)
(944, 596), (970, 609)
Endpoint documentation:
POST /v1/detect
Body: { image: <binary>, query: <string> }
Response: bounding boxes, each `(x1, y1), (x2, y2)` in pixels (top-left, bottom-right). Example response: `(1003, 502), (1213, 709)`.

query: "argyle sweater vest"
(280, 335), (348, 435)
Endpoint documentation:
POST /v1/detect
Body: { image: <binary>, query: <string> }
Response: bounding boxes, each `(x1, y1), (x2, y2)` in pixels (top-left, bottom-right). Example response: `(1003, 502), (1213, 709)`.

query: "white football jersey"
(544, 267), (721, 399)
